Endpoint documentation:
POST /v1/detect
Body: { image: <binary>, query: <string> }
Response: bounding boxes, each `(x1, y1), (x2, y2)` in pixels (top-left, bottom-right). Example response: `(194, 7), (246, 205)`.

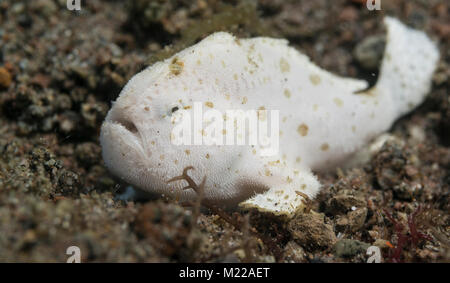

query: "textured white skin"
(100, 17), (438, 215)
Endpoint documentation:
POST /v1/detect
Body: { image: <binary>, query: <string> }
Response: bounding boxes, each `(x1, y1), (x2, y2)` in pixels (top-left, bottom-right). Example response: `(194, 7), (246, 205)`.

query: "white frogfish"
(100, 17), (439, 216)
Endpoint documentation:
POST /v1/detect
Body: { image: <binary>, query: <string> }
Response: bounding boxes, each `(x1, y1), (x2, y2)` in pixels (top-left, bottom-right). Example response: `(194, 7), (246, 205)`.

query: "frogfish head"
(100, 65), (241, 203)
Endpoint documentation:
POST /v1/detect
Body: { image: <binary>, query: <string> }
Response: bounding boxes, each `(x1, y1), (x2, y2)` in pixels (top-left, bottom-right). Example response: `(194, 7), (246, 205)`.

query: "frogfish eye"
(171, 106), (179, 113)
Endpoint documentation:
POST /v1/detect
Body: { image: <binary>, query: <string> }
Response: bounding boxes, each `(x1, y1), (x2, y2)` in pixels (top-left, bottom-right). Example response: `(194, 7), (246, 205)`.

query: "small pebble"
(0, 67), (12, 88)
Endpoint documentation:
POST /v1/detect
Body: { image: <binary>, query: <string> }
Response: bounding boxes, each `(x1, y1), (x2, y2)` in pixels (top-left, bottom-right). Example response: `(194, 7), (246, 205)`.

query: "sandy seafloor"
(0, 0), (448, 262)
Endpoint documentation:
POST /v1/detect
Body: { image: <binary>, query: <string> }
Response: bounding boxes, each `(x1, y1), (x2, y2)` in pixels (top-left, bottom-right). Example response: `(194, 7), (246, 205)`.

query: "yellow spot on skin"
(206, 153), (210, 159)
(151, 141), (156, 145)
(169, 57), (184, 76)
(225, 93), (230, 100)
(333, 97), (344, 107)
(174, 159), (178, 165)
(280, 58), (290, 73)
(252, 149), (256, 155)
(301, 184), (306, 190)
(282, 117), (287, 123)
(257, 106), (267, 121)
(296, 157), (301, 163)
(160, 155), (164, 160)
(144, 106), (150, 111)
(352, 126), (356, 133)
(221, 60), (226, 68)
(320, 143), (329, 151)
(197, 59), (201, 65)
(185, 150), (191, 155)
(309, 74), (321, 85)
(205, 101), (214, 108)
(268, 160), (280, 166)
(198, 79), (203, 84)
(247, 55), (258, 70)
(284, 89), (291, 98)
(297, 124), (309, 137)
(184, 105), (191, 110)
(242, 96), (248, 104)
(222, 129), (227, 135)
(313, 104), (318, 111)
(265, 169), (271, 176)
(233, 74), (238, 80)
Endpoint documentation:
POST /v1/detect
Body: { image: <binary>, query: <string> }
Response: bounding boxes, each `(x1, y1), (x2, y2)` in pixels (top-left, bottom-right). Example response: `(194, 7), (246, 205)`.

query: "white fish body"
(100, 17), (438, 216)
